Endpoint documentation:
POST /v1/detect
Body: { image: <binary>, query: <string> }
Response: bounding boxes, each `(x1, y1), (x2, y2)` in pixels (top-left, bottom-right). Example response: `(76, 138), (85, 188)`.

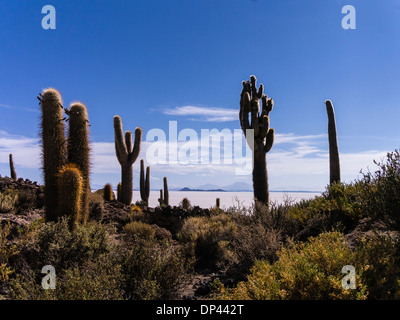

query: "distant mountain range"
(178, 182), (252, 192)
(92, 181), (322, 193)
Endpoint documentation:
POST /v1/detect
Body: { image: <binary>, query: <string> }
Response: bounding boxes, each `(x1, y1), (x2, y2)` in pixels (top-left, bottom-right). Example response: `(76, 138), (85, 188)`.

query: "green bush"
(11, 217), (114, 274)
(8, 254), (124, 300)
(121, 239), (189, 300)
(357, 150), (400, 229)
(216, 232), (368, 300)
(124, 221), (155, 241)
(178, 213), (238, 270)
(0, 189), (18, 213)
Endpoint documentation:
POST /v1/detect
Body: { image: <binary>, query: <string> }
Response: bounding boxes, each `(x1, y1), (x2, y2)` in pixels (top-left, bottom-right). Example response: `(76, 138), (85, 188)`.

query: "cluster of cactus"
(39, 88), (90, 225)
(113, 115), (142, 205)
(140, 159), (150, 204)
(158, 177), (169, 206)
(9, 154), (17, 180)
(239, 75), (275, 206)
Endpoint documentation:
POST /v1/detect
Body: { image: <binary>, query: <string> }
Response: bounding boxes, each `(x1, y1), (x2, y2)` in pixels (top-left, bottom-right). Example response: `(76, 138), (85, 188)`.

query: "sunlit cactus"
(103, 183), (114, 201)
(67, 102), (91, 223)
(57, 163), (83, 228)
(39, 88), (67, 221)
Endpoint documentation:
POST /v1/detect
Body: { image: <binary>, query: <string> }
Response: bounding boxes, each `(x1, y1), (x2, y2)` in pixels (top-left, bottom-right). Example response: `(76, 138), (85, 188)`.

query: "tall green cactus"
(57, 163), (83, 228)
(67, 102), (91, 223)
(325, 100), (341, 185)
(9, 154), (17, 180)
(39, 88), (67, 221)
(114, 115), (142, 205)
(239, 75), (275, 206)
(140, 159), (150, 204)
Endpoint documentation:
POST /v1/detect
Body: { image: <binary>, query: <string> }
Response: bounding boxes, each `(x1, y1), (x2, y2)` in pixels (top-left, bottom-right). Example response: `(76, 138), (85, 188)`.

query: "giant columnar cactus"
(239, 75), (274, 206)
(114, 115), (142, 205)
(67, 102), (91, 223)
(140, 159), (150, 204)
(57, 163), (83, 228)
(325, 100), (340, 185)
(39, 88), (67, 221)
(9, 154), (17, 180)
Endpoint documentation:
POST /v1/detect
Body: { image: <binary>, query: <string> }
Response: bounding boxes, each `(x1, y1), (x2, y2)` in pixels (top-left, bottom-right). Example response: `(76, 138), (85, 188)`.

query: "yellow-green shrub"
(0, 190), (18, 213)
(124, 221), (155, 241)
(216, 232), (368, 300)
(178, 213), (238, 270)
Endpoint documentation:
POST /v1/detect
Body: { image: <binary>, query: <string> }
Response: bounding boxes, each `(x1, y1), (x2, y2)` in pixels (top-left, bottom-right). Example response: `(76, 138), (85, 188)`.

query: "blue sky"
(0, 0), (399, 191)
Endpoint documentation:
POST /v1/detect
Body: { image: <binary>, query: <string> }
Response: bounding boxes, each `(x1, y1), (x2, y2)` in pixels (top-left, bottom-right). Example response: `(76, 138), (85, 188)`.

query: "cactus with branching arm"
(239, 75), (275, 206)
(114, 115), (142, 205)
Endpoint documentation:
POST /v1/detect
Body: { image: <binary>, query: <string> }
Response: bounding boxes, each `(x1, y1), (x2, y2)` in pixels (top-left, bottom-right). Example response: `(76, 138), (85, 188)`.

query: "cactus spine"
(104, 183), (113, 201)
(39, 88), (67, 221)
(114, 115), (142, 205)
(57, 164), (83, 228)
(140, 159), (150, 204)
(9, 154), (17, 180)
(67, 102), (91, 223)
(325, 100), (340, 185)
(239, 76), (274, 206)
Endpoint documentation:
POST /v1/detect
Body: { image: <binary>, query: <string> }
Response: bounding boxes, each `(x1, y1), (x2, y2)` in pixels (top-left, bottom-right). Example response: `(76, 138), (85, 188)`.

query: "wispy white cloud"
(0, 104), (14, 109)
(0, 130), (389, 190)
(163, 106), (237, 122)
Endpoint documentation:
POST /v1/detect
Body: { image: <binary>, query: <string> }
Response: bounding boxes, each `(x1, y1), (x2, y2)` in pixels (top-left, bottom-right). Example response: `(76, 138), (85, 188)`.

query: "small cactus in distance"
(239, 75), (275, 206)
(163, 177), (169, 206)
(9, 154), (17, 180)
(158, 189), (163, 206)
(216, 198), (220, 209)
(103, 183), (114, 201)
(67, 102), (91, 223)
(57, 163), (83, 228)
(117, 182), (122, 202)
(114, 115), (142, 205)
(39, 88), (67, 222)
(157, 177), (170, 206)
(325, 100), (341, 185)
(180, 197), (191, 210)
(140, 159), (150, 204)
